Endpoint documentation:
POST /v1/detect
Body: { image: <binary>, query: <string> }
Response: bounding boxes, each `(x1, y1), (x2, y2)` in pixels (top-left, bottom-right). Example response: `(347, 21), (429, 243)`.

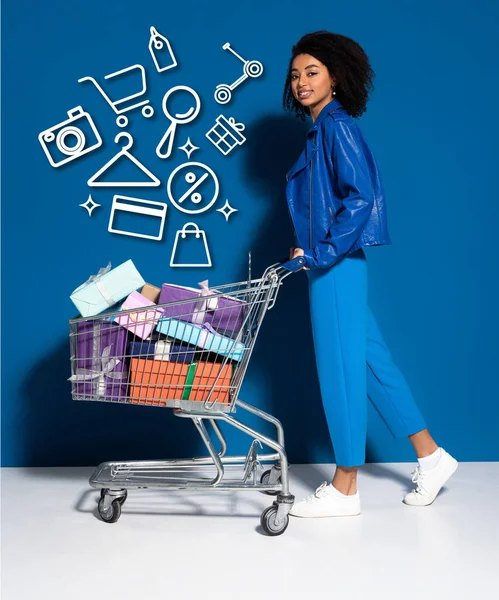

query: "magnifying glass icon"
(156, 85), (201, 159)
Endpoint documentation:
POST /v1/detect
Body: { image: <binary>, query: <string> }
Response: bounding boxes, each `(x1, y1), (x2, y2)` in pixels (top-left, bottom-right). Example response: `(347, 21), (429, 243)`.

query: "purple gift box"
(158, 280), (245, 335)
(71, 321), (129, 400)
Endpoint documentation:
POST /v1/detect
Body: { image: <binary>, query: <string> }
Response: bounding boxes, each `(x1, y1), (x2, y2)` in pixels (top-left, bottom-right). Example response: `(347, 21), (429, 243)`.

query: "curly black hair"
(283, 31), (375, 119)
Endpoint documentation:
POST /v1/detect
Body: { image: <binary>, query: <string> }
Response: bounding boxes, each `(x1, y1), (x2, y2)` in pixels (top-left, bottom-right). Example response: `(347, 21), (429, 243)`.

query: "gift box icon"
(205, 115), (246, 156)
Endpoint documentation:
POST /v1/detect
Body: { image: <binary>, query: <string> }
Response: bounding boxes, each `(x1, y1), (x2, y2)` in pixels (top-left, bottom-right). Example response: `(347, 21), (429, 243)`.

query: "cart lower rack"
(69, 264), (295, 535)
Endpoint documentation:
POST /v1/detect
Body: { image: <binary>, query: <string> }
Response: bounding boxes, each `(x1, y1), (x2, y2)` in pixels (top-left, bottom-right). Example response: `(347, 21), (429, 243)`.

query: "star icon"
(178, 137), (200, 159)
(79, 194), (101, 217)
(217, 199), (238, 222)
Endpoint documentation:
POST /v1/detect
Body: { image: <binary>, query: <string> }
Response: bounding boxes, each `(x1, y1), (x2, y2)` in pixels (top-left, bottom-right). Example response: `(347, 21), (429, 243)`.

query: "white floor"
(1, 462), (498, 600)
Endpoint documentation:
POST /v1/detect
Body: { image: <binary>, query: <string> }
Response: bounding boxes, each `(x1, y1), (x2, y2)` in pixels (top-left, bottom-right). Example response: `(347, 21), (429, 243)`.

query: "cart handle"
(262, 259), (303, 283)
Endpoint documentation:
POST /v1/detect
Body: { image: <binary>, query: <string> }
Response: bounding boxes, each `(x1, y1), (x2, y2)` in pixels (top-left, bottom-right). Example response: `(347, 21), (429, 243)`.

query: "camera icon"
(38, 106), (103, 168)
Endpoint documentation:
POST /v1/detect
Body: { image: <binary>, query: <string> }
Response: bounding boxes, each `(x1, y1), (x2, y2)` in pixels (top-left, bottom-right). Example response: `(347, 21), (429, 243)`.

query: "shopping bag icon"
(170, 222), (212, 267)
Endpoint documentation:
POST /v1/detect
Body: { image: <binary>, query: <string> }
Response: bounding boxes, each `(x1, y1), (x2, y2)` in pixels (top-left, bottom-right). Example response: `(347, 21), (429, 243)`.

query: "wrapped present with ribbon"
(187, 362), (233, 405)
(114, 291), (163, 340)
(155, 317), (245, 362)
(129, 359), (233, 407)
(129, 358), (191, 406)
(69, 321), (129, 400)
(128, 339), (197, 363)
(158, 280), (245, 335)
(70, 260), (145, 318)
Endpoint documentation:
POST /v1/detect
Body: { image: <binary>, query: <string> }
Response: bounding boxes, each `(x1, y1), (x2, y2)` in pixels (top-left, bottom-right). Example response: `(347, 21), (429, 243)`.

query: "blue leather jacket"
(283, 98), (391, 271)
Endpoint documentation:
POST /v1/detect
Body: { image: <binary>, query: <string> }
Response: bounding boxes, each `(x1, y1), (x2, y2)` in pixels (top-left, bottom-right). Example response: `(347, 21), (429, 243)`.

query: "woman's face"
(290, 53), (335, 119)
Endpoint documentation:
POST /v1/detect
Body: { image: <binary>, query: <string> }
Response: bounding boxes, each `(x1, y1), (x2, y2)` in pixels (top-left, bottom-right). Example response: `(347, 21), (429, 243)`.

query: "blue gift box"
(128, 340), (196, 363)
(155, 318), (245, 362)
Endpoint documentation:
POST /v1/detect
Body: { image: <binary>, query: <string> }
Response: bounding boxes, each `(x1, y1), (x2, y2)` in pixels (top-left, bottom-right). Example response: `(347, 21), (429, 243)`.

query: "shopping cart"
(69, 263), (297, 536)
(78, 64), (154, 128)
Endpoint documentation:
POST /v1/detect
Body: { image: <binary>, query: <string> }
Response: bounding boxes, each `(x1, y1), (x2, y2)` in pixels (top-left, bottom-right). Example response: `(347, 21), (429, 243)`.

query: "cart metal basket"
(69, 263), (295, 535)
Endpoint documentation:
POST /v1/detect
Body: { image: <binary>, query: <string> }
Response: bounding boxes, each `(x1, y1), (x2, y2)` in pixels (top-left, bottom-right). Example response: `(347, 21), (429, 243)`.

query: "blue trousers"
(307, 249), (427, 467)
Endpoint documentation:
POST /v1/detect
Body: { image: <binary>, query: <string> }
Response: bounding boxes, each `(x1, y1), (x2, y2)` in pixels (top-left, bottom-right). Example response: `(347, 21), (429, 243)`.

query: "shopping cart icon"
(214, 43), (264, 105)
(78, 64), (155, 128)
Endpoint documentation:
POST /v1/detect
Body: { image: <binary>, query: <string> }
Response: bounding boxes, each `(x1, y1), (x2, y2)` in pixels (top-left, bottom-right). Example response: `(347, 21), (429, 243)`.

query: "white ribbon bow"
(191, 280), (219, 325)
(69, 345), (126, 397)
(71, 262), (115, 307)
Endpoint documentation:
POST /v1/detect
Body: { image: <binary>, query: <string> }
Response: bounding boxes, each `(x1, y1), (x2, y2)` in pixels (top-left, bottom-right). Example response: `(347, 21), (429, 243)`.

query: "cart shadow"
(74, 486), (272, 521)
(21, 341), (206, 467)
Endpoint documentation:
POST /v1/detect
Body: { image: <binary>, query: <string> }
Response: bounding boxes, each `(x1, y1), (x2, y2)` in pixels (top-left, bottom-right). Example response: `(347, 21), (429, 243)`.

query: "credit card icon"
(108, 195), (167, 241)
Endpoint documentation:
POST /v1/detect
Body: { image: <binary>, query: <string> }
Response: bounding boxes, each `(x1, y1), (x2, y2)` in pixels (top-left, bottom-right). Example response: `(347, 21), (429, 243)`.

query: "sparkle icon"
(80, 194), (101, 216)
(178, 137), (200, 159)
(217, 199), (238, 222)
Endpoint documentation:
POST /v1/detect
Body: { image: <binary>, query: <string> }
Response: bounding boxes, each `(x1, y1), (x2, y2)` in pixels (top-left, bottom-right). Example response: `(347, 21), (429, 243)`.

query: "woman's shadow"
(241, 113), (405, 481)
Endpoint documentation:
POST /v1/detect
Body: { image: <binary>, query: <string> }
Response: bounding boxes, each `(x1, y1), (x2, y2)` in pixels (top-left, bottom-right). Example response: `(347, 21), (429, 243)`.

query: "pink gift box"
(114, 291), (163, 340)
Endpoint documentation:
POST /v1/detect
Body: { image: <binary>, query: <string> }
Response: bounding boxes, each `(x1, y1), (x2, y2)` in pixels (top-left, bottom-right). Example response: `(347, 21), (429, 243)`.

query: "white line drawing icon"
(38, 106), (102, 168)
(206, 115), (246, 156)
(80, 194), (101, 216)
(170, 223), (212, 267)
(167, 162), (219, 215)
(179, 137), (199, 159)
(149, 26), (177, 72)
(156, 85), (201, 159)
(78, 65), (154, 128)
(108, 195), (167, 241)
(88, 132), (160, 187)
(214, 43), (264, 104)
(217, 199), (238, 222)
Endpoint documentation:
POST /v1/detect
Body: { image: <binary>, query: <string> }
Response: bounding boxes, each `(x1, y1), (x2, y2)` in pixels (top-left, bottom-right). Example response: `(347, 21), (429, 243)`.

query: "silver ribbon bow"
(191, 280), (219, 325)
(68, 345), (125, 397)
(71, 262), (115, 308)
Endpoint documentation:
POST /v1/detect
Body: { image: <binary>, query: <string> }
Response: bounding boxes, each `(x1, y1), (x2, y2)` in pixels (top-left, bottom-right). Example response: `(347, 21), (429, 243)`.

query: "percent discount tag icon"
(166, 162), (219, 215)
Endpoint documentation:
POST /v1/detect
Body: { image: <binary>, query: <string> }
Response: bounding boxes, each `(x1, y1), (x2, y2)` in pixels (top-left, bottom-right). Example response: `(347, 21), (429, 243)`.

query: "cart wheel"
(260, 469), (281, 495)
(142, 105), (154, 118)
(260, 505), (289, 536)
(214, 85), (231, 105)
(116, 115), (128, 128)
(117, 490), (128, 505)
(98, 498), (122, 523)
(100, 489), (127, 505)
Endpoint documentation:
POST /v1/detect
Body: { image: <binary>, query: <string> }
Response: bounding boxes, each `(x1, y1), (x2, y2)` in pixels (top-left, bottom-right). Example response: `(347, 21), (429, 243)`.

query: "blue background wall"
(2, 0), (498, 467)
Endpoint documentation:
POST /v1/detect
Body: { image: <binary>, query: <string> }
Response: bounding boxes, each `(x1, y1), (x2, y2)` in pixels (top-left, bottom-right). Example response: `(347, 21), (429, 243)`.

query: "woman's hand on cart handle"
(289, 247), (309, 270)
(279, 248), (308, 272)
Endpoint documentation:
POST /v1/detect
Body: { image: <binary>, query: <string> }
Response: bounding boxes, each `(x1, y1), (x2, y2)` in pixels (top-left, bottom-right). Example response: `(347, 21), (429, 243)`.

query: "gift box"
(141, 283), (161, 303)
(188, 362), (233, 405)
(155, 318), (245, 361)
(129, 358), (191, 406)
(70, 260), (145, 318)
(158, 280), (245, 334)
(114, 291), (163, 340)
(69, 321), (129, 400)
(129, 339), (197, 363)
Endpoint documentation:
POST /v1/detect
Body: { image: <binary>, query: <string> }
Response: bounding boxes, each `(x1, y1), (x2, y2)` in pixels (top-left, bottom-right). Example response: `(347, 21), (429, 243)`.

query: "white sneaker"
(403, 448), (458, 506)
(289, 481), (361, 518)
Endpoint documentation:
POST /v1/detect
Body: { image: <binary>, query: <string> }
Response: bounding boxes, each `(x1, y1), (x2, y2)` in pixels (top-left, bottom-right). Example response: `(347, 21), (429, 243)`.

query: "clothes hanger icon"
(88, 132), (161, 187)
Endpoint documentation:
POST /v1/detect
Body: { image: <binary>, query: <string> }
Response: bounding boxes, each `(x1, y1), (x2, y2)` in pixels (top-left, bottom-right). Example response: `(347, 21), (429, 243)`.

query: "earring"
(332, 85), (336, 96)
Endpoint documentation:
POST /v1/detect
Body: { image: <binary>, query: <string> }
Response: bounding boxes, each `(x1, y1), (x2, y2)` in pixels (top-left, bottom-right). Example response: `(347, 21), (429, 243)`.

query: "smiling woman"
(280, 30), (459, 519)
(290, 55), (336, 122)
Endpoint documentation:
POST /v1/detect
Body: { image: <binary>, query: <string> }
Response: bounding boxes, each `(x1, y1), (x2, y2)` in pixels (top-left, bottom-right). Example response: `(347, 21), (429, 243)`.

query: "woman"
(282, 31), (458, 518)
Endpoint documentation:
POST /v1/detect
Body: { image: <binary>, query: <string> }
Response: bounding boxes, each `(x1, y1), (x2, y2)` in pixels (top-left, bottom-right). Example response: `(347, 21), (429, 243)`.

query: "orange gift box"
(129, 358), (189, 406)
(189, 362), (233, 405)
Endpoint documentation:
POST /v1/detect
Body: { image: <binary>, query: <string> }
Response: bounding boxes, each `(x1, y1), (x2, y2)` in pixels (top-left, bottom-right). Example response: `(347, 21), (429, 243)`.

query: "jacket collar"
(286, 99), (344, 182)
(307, 98), (344, 135)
